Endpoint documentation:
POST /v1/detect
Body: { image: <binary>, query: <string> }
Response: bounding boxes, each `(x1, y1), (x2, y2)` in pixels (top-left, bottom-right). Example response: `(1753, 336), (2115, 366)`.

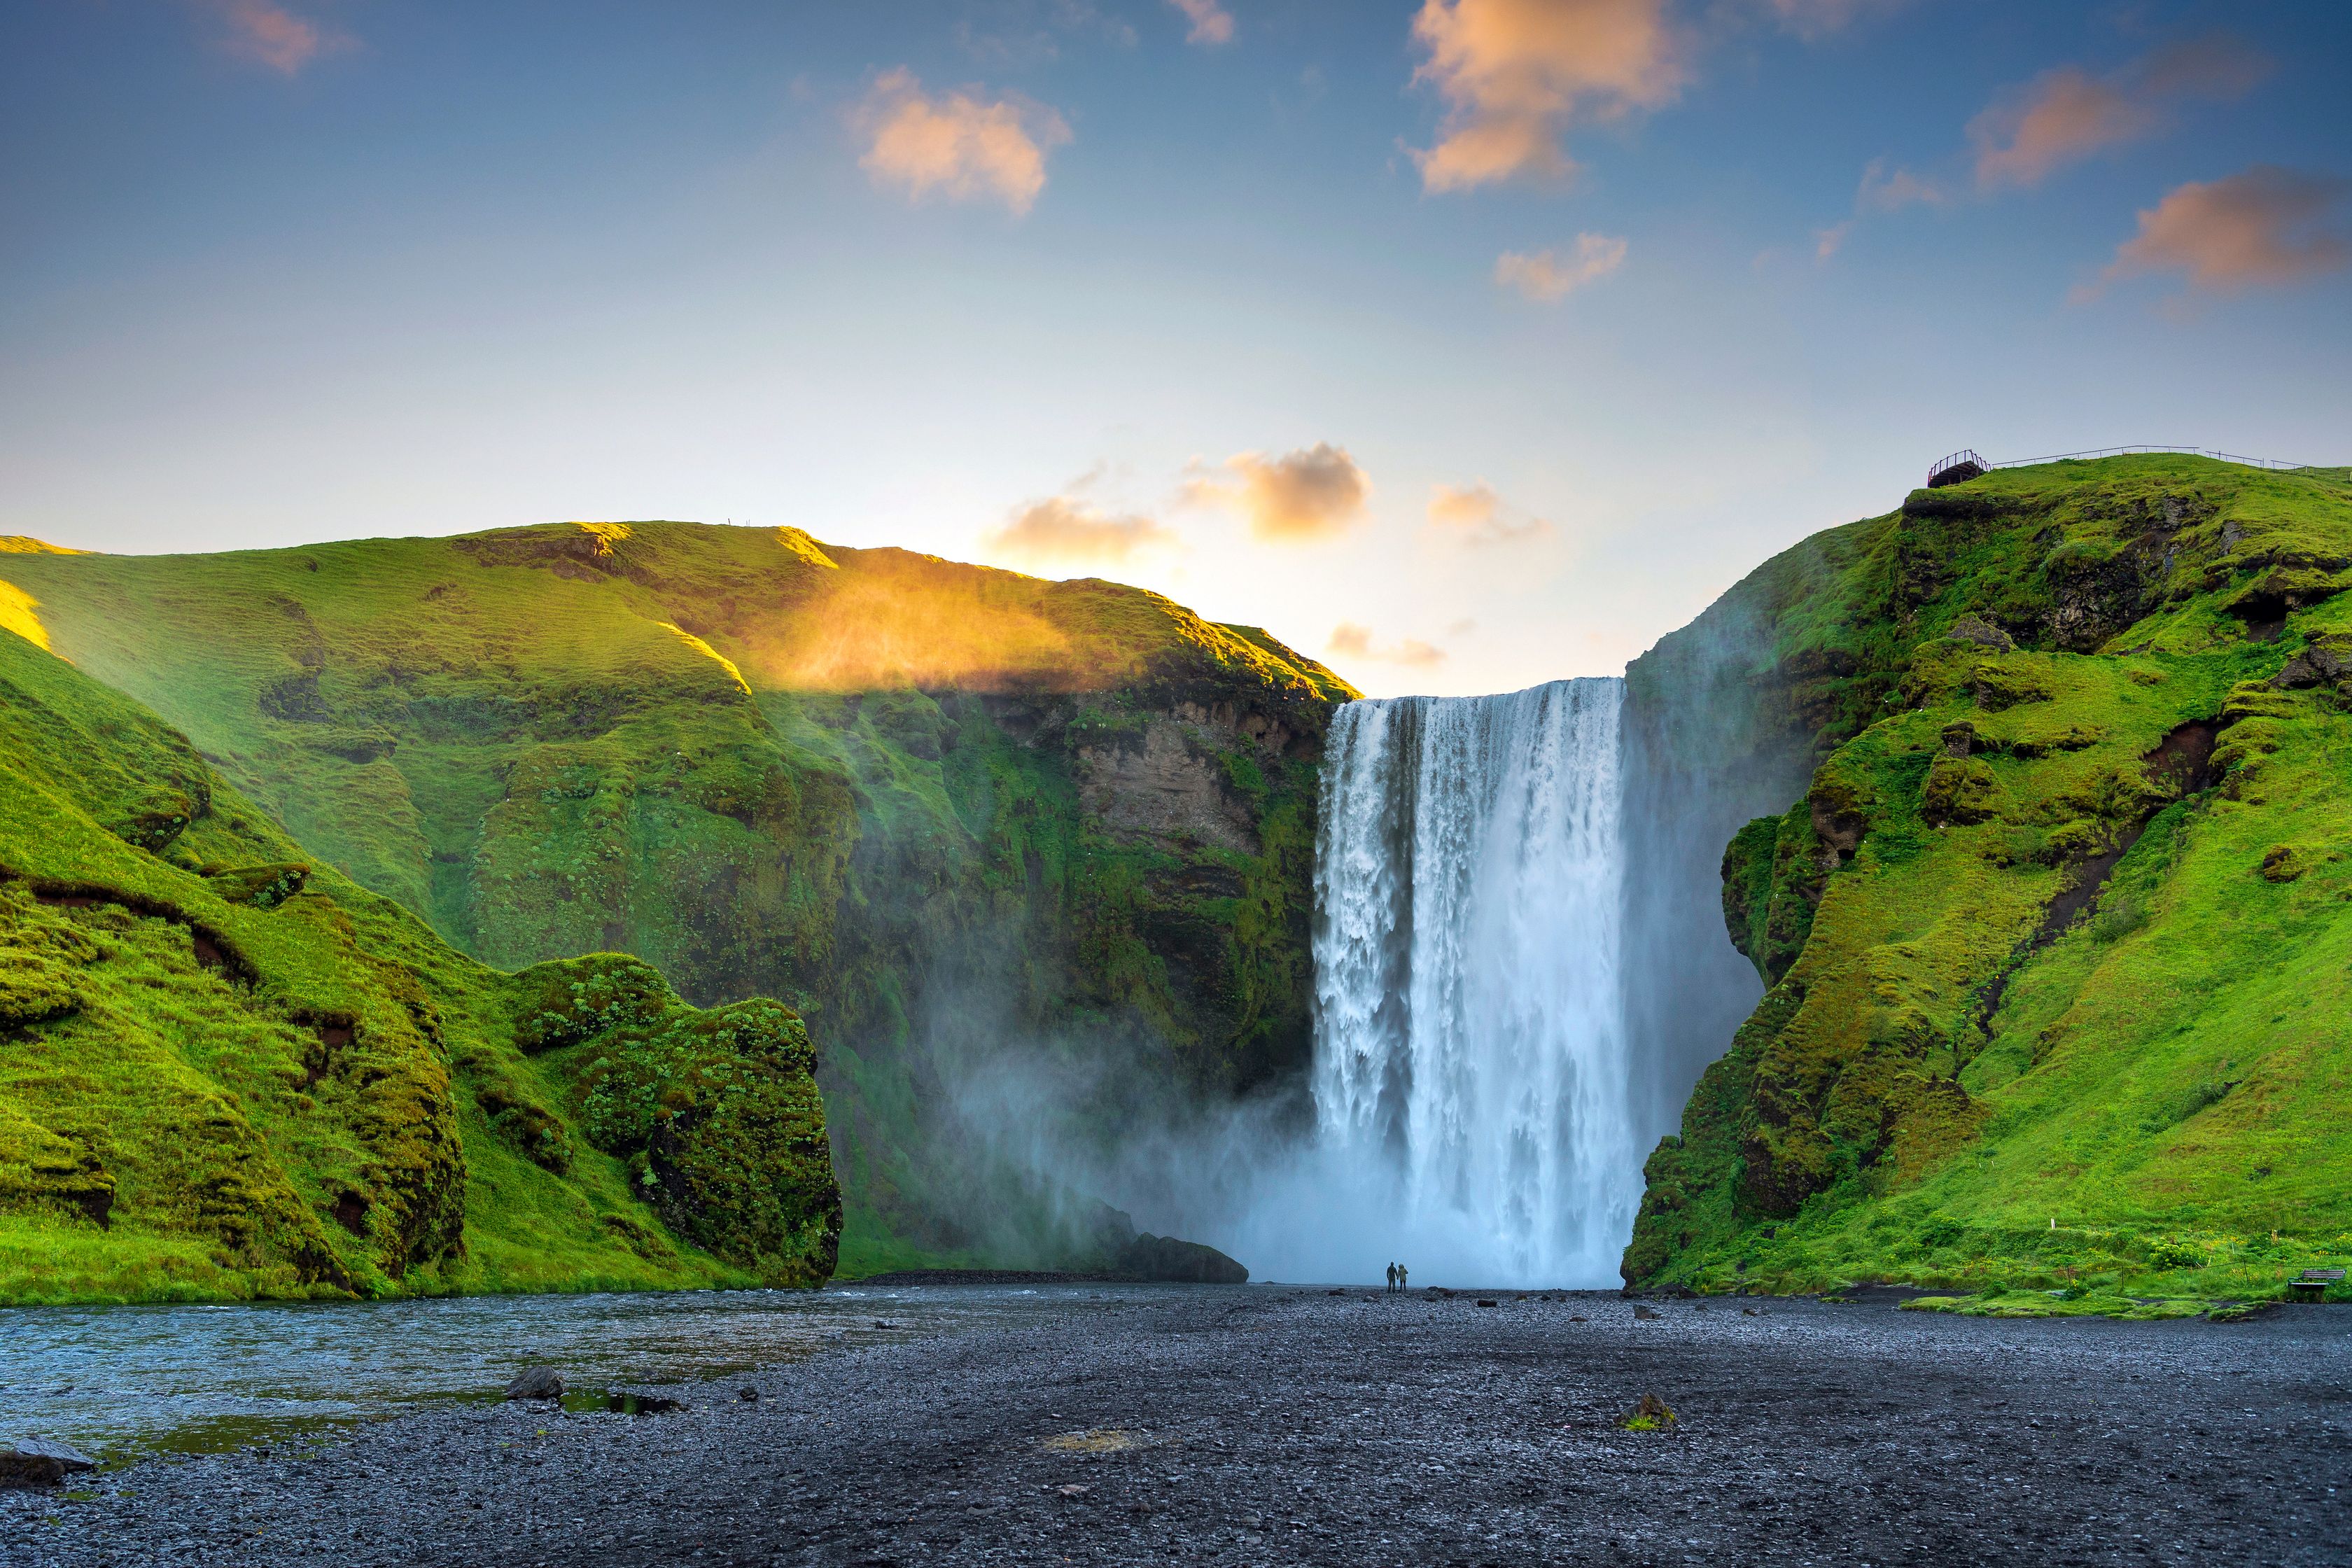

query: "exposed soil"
(8, 1289), (2346, 1566)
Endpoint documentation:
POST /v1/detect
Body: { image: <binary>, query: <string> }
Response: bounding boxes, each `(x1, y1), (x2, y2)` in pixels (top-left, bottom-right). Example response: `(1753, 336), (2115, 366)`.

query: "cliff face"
(0, 629), (836, 1304)
(0, 523), (1353, 1270)
(1620, 455), (2352, 1310)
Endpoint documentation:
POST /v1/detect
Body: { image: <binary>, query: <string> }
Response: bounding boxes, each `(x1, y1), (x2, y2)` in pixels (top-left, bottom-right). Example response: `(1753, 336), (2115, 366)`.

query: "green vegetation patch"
(1626, 457), (2352, 1313)
(0, 629), (836, 1304)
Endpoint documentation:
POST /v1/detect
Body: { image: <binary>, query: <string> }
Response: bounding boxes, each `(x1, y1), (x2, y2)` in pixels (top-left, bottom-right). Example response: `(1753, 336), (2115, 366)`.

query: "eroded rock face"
(1077, 718), (1262, 856)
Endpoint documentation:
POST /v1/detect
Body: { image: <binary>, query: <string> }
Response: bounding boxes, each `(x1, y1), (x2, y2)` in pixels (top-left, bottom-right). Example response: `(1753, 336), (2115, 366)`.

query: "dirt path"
(10, 1289), (2348, 1565)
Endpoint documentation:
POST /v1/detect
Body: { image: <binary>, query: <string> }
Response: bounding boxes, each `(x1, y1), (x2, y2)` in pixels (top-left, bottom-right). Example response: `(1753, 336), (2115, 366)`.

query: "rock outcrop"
(1619, 454), (2352, 1304)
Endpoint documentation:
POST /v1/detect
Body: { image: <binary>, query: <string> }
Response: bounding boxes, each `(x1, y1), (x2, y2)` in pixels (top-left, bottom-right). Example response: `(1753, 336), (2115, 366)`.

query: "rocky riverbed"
(6, 1287), (2347, 1565)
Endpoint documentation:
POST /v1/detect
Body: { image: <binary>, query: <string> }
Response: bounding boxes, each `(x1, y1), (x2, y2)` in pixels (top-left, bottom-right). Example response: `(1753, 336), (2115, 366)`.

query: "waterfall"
(1309, 678), (1638, 1286)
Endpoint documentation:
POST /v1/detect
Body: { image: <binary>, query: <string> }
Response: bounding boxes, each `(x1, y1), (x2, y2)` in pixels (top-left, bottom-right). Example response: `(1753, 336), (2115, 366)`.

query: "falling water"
(1310, 678), (1638, 1286)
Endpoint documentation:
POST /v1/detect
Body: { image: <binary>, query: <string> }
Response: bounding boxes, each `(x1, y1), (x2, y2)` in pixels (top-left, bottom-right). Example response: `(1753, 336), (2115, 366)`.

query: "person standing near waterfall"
(1385, 1262), (1397, 1293)
(1399, 1263), (1408, 1291)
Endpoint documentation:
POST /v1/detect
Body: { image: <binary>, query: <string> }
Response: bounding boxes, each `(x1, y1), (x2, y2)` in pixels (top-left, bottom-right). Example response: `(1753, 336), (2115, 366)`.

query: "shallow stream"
(0, 1282), (1158, 1464)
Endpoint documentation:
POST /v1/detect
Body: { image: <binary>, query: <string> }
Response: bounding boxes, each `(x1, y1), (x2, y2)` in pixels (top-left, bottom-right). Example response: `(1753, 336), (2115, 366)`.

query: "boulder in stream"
(504, 1366), (565, 1401)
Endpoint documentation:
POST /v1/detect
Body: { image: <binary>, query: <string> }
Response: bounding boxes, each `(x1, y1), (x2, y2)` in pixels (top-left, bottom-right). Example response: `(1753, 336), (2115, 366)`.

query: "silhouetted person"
(1399, 1263), (1408, 1291)
(1385, 1262), (1397, 1293)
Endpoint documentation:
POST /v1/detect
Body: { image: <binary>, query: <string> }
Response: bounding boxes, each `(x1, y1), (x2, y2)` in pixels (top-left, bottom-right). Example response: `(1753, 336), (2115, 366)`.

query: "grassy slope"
(1627, 456), (2352, 1313)
(0, 628), (836, 1305)
(0, 523), (1353, 1273)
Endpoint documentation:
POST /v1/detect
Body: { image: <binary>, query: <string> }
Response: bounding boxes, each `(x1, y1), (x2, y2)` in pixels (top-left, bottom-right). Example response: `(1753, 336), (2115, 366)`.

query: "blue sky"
(5, 0), (2348, 694)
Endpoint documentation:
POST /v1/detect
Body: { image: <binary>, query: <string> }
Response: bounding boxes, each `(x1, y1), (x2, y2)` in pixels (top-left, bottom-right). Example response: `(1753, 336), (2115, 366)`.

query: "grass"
(1627, 456), (2352, 1312)
(0, 519), (1354, 1271)
(0, 629), (834, 1304)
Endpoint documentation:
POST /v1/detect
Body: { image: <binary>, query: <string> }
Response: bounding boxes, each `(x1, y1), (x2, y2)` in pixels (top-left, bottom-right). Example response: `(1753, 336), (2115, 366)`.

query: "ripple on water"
(0, 1282), (1171, 1463)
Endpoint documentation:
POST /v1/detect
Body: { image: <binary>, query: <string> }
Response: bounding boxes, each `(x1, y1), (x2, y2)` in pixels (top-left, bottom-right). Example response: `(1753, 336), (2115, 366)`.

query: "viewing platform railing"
(1929, 444), (2341, 487)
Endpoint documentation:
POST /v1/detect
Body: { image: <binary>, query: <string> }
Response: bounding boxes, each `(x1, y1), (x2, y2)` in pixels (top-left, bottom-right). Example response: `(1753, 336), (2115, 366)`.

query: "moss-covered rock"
(1627, 455), (2352, 1309)
(0, 628), (837, 1305)
(0, 522), (1354, 1270)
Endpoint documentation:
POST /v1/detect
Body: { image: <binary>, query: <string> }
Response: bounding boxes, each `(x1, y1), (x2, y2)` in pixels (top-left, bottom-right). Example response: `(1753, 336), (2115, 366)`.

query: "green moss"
(1629, 456), (2352, 1313)
(0, 629), (834, 1305)
(0, 522), (1354, 1264)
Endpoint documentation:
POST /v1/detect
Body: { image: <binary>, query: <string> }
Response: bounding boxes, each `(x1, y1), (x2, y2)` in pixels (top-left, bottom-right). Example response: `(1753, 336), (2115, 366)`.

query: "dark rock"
(2272, 632), (2352, 690)
(1634, 1306), (1663, 1320)
(0, 1438), (97, 1489)
(739, 1387), (760, 1401)
(504, 1366), (564, 1401)
(1115, 1233), (1247, 1284)
(1945, 616), (2015, 653)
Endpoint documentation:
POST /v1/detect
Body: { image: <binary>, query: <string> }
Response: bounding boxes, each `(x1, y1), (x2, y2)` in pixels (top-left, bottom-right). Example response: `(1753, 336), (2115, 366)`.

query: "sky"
(4, 0), (2348, 696)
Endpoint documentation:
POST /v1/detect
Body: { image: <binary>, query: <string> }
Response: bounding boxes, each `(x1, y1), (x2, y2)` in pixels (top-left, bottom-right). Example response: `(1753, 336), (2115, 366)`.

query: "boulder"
(1116, 1233), (1248, 1284)
(504, 1366), (564, 1401)
(0, 1438), (97, 1489)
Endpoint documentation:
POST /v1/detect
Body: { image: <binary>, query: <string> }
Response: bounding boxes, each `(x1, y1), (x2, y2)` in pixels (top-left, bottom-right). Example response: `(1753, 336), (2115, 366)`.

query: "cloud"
(1329, 622), (1447, 667)
(1427, 482), (1555, 545)
(1814, 219), (1853, 259)
(207, 0), (350, 74)
(858, 69), (1072, 216)
(1754, 0), (1902, 38)
(986, 496), (1179, 566)
(1857, 158), (1947, 212)
(1494, 234), (1626, 300)
(1186, 444), (1371, 542)
(2080, 166), (2349, 301)
(1408, 0), (1685, 192)
(1167, 0), (1236, 45)
(1970, 37), (2269, 191)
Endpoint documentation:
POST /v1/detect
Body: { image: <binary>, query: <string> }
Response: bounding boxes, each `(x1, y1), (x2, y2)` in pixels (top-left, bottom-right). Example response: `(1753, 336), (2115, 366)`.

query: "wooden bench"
(2290, 1268), (2345, 1302)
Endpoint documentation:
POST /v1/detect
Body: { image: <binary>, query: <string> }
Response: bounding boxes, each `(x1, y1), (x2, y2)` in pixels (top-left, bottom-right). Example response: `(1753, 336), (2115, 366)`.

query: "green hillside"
(1625, 454), (2352, 1312)
(0, 523), (1354, 1273)
(0, 626), (836, 1305)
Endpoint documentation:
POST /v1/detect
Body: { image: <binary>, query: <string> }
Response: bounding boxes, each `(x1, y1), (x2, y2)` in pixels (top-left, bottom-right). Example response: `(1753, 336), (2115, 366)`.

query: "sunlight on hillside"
(743, 551), (1129, 694)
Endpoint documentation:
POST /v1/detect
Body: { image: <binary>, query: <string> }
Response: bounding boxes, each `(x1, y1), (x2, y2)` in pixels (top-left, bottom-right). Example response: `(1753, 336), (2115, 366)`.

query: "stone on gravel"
(0, 1438), (96, 1489)
(503, 1367), (564, 1401)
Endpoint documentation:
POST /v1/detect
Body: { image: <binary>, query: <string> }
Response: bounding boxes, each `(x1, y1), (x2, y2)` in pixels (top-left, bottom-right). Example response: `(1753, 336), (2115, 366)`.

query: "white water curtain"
(1306, 678), (1637, 1286)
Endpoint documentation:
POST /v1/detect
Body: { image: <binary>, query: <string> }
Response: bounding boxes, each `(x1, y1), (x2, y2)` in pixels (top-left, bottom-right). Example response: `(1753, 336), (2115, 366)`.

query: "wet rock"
(739, 1387), (760, 1401)
(1115, 1232), (1248, 1285)
(0, 1438), (96, 1488)
(1634, 1306), (1663, 1320)
(504, 1366), (564, 1401)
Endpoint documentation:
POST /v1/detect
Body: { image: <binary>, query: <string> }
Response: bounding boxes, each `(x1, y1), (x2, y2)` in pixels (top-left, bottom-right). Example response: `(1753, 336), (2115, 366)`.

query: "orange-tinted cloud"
(209, 0), (350, 74)
(1427, 482), (1554, 545)
(858, 69), (1072, 216)
(1494, 234), (1626, 300)
(1167, 0), (1236, 45)
(1408, 0), (1684, 192)
(986, 496), (1179, 566)
(1971, 38), (2268, 190)
(1329, 622), (1447, 667)
(1187, 444), (1371, 542)
(2082, 166), (2349, 300)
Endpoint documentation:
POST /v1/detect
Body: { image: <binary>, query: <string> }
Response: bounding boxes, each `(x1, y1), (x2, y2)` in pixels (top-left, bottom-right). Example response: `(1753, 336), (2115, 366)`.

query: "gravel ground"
(8, 1288), (2348, 1566)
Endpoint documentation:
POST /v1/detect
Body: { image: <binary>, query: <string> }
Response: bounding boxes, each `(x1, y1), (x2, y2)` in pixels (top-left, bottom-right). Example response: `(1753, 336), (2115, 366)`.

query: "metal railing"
(1988, 444), (2321, 472)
